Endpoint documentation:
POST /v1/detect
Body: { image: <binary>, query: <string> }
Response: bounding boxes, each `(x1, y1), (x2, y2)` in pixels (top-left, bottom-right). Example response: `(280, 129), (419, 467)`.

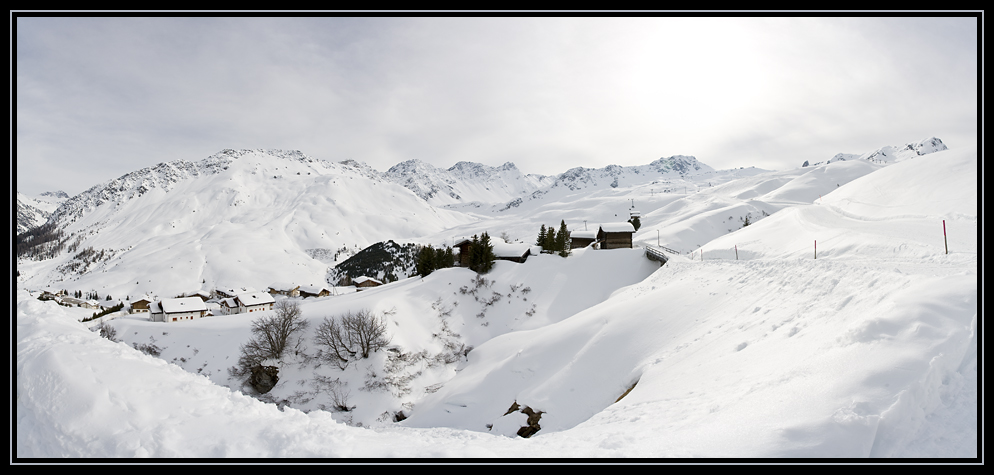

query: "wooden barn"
(299, 285), (331, 298)
(492, 241), (531, 263)
(268, 282), (300, 298)
(569, 230), (597, 249)
(453, 238), (472, 267)
(597, 222), (636, 249)
(353, 276), (383, 290)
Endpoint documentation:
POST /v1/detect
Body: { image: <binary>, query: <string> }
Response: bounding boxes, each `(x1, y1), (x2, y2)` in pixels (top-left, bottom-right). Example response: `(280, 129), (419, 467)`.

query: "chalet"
(150, 297), (209, 323)
(268, 282), (300, 298)
(569, 230), (597, 249)
(130, 297), (152, 314)
(235, 291), (275, 313)
(492, 241), (531, 263)
(192, 290), (212, 302)
(597, 222), (636, 249)
(81, 300), (100, 309)
(299, 285), (331, 298)
(353, 276), (383, 290)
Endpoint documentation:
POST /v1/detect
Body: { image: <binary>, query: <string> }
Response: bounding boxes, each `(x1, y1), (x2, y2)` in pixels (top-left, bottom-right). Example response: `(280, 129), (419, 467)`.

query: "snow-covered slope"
(401, 145), (978, 456)
(17, 150), (476, 300)
(15, 138), (976, 458)
(383, 159), (554, 207)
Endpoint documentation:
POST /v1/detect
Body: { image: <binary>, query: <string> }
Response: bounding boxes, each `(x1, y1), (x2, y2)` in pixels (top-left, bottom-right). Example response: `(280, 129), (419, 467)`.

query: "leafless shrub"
(95, 321), (118, 342)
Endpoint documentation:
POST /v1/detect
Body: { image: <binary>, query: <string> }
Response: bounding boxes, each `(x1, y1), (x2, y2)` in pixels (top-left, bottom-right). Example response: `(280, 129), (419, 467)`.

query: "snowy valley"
(15, 137), (978, 459)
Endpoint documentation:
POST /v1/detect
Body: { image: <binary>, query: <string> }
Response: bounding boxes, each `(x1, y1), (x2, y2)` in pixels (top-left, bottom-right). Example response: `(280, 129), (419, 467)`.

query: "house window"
(172, 317), (177, 322)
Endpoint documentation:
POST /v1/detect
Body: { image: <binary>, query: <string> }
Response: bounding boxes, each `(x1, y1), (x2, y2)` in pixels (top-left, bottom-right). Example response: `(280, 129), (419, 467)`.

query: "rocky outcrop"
(501, 401), (545, 438)
(249, 365), (279, 394)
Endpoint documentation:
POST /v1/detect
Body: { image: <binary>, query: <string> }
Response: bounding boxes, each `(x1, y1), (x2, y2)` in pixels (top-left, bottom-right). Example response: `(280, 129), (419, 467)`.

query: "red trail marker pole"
(735, 245), (738, 260)
(814, 240), (817, 259)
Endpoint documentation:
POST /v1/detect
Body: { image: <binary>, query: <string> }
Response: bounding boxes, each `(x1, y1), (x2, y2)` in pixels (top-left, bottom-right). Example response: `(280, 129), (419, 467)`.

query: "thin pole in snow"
(943, 220), (948, 254)
(815, 240), (817, 259)
(735, 245), (738, 260)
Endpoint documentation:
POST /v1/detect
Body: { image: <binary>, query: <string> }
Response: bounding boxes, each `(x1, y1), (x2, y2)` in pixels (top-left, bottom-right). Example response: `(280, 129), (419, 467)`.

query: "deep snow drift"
(16, 145), (978, 459)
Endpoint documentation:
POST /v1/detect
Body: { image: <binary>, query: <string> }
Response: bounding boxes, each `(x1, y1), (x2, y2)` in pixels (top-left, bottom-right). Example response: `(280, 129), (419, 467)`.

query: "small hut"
(454, 238), (471, 267)
(597, 222), (636, 249)
(569, 230), (597, 249)
(353, 276), (383, 290)
(299, 285), (331, 298)
(492, 241), (531, 263)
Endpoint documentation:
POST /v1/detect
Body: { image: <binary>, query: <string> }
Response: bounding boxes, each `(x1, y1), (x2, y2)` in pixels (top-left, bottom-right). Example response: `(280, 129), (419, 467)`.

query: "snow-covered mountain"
(15, 139), (976, 458)
(804, 136), (948, 167)
(16, 149), (476, 300)
(16, 190), (68, 234)
(383, 159), (554, 206)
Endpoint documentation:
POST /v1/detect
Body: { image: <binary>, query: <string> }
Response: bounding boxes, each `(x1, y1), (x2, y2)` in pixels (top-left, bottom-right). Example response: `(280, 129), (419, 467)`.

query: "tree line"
(536, 220), (570, 257)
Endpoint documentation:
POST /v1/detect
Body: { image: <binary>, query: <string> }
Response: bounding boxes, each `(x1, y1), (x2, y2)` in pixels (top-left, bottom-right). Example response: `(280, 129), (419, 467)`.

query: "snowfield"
(15, 143), (978, 459)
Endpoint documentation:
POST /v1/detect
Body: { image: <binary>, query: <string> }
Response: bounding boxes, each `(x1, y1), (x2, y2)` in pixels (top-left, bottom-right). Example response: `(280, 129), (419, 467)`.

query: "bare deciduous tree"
(314, 309), (391, 370)
(234, 299), (309, 376)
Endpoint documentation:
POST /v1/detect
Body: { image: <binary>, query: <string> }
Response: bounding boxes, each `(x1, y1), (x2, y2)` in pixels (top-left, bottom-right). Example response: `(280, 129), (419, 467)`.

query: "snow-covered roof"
(570, 230), (597, 239)
(160, 297), (207, 314)
(599, 222), (636, 233)
(353, 276), (382, 285)
(219, 298), (237, 307)
(236, 292), (275, 307)
(491, 241), (531, 258)
(268, 282), (299, 292)
(299, 285), (329, 294)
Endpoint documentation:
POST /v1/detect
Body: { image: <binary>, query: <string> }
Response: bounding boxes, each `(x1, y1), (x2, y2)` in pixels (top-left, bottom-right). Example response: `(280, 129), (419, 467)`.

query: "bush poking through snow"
(94, 321), (117, 342)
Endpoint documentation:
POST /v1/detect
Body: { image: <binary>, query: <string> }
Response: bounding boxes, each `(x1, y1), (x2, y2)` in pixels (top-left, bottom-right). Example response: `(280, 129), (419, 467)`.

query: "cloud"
(15, 16), (978, 196)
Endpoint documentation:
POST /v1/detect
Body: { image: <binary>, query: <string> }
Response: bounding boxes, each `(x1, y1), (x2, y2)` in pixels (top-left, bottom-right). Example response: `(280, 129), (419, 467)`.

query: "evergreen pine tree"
(468, 235), (481, 271)
(416, 245), (436, 277)
(628, 215), (641, 231)
(444, 246), (455, 268)
(556, 220), (570, 257)
(543, 225), (556, 253)
(476, 232), (495, 274)
(536, 224), (547, 248)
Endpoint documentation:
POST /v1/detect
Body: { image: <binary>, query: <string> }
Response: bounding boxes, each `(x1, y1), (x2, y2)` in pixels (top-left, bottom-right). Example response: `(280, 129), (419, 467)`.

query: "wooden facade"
(354, 277), (383, 290)
(130, 298), (152, 314)
(597, 223), (635, 250)
(454, 239), (471, 267)
(569, 230), (597, 249)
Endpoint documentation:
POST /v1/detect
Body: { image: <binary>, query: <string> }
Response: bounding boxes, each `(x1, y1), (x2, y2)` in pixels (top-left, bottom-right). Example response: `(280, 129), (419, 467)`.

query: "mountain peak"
(810, 137), (948, 167)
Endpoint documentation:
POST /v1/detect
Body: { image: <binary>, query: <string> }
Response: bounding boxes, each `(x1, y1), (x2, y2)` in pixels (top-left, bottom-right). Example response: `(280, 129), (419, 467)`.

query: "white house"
(218, 298), (239, 316)
(235, 291), (275, 313)
(150, 297), (209, 323)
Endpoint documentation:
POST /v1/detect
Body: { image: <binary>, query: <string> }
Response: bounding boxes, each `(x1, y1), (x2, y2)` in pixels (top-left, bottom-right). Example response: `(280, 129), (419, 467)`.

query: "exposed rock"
(499, 401), (544, 438)
(249, 365), (279, 393)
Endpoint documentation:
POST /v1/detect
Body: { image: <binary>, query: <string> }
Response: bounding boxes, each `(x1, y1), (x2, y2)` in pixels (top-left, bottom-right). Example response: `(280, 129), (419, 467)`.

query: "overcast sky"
(14, 15), (979, 196)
